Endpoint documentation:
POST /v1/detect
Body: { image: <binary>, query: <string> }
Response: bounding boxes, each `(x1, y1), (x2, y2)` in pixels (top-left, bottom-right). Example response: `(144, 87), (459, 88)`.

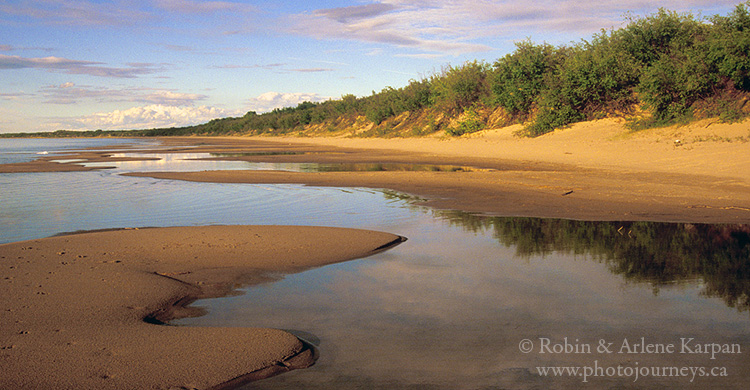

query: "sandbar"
(0, 225), (405, 389)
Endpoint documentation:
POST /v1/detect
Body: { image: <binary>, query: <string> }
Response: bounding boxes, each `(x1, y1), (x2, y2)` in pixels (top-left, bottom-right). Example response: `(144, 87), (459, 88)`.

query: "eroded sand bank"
(0, 225), (405, 389)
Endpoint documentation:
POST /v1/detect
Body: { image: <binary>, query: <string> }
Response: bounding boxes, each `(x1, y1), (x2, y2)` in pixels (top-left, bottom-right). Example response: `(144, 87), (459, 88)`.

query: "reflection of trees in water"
(487, 219), (750, 312)
(382, 191), (750, 313)
(490, 216), (749, 313)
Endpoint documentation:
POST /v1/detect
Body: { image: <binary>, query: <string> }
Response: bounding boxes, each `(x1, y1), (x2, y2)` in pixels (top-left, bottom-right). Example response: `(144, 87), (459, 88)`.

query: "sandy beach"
(2, 118), (750, 388)
(112, 118), (750, 224)
(0, 226), (405, 389)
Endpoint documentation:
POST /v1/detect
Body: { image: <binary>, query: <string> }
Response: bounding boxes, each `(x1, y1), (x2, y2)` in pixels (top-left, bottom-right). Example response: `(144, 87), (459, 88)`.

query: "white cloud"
(316, 3), (397, 23)
(0, 54), (163, 78)
(39, 84), (206, 106)
(287, 68), (335, 73)
(139, 90), (207, 106)
(0, 54), (94, 69)
(0, 0), (254, 26)
(0, 0), (150, 26)
(40, 83), (123, 104)
(288, 1), (497, 55)
(0, 92), (29, 101)
(153, 0), (254, 14)
(210, 62), (339, 74)
(245, 92), (330, 113)
(288, 0), (740, 56)
(44, 92), (329, 131)
(66, 104), (232, 130)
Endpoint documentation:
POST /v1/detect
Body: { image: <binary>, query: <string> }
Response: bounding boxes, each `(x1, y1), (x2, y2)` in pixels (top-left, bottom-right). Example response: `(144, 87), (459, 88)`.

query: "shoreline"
(128, 118), (750, 224)
(0, 226), (405, 389)
(3, 118), (750, 223)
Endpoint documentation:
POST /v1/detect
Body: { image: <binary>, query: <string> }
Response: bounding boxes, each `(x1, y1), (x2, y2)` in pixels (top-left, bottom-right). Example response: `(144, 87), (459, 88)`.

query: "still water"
(79, 152), (484, 173)
(1, 139), (749, 389)
(0, 138), (158, 164)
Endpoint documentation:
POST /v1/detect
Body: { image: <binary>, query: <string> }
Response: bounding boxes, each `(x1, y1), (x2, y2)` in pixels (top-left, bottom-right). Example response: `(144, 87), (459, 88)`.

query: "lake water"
(1, 138), (748, 389)
(79, 152), (486, 173)
(0, 137), (158, 165)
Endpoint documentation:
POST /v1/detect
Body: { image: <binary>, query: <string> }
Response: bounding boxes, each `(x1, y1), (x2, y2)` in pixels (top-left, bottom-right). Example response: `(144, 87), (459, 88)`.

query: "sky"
(0, 0), (742, 133)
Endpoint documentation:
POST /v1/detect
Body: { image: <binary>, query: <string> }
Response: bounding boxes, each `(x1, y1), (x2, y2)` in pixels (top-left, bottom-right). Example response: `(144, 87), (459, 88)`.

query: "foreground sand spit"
(0, 225), (405, 389)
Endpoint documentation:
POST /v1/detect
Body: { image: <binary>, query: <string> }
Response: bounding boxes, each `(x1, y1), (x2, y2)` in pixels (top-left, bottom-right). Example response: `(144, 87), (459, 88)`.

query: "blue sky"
(0, 0), (741, 133)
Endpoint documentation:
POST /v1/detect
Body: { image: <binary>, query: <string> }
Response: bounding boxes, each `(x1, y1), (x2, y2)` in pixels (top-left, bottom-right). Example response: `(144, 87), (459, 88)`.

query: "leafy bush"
(364, 90), (395, 124)
(638, 48), (715, 122)
(336, 94), (360, 114)
(491, 40), (561, 119)
(430, 60), (491, 112)
(524, 98), (583, 137)
(619, 8), (704, 65)
(709, 2), (750, 91)
(521, 32), (641, 135)
(620, 9), (716, 122)
(400, 78), (432, 111)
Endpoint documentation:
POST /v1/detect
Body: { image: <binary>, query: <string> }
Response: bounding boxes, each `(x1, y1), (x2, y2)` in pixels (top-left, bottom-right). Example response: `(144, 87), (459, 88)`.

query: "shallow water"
(1, 139), (749, 389)
(0, 170), (409, 244)
(80, 152), (484, 173)
(0, 138), (158, 164)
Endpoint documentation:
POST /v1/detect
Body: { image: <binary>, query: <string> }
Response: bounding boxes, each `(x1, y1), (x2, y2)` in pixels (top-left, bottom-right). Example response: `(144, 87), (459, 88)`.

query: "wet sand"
(0, 226), (405, 389)
(0, 147), (162, 173)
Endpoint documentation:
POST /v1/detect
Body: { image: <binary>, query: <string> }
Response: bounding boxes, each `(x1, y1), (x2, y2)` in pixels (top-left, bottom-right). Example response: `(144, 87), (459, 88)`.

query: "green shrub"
(638, 48), (715, 121)
(364, 92), (394, 124)
(619, 8), (704, 65)
(525, 99), (584, 137)
(618, 8), (715, 123)
(565, 33), (640, 115)
(709, 2), (750, 91)
(363, 81), (432, 125)
(519, 32), (640, 136)
(430, 60), (491, 112)
(336, 94), (360, 114)
(491, 40), (561, 119)
(400, 78), (432, 111)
